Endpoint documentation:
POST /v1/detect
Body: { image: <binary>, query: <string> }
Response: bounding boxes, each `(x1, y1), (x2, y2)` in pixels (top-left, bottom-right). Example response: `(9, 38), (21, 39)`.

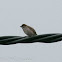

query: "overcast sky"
(0, 0), (62, 62)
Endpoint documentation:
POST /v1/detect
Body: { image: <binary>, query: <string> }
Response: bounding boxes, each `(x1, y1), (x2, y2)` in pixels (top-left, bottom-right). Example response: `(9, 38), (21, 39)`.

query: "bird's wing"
(27, 26), (37, 35)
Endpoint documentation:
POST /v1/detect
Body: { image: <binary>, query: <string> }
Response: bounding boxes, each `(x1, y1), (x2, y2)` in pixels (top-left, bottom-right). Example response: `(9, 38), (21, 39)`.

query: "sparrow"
(20, 24), (37, 37)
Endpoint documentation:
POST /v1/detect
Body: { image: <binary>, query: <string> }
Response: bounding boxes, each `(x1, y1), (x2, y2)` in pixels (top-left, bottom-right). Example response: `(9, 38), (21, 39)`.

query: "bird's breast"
(22, 27), (35, 36)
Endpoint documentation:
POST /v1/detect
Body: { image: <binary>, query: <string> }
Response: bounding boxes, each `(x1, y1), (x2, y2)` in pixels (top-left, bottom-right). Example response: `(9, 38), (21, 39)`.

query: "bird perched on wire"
(20, 24), (37, 37)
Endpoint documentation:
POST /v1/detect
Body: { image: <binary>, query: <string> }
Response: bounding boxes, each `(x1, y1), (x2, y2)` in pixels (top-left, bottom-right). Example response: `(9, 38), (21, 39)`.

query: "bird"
(20, 24), (37, 37)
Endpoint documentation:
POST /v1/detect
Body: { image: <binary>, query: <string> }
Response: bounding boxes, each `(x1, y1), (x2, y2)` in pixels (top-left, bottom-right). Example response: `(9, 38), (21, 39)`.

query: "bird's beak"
(20, 26), (22, 27)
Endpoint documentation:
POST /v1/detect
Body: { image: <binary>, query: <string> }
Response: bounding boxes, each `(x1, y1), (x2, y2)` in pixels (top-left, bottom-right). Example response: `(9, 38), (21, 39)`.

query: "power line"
(0, 33), (62, 45)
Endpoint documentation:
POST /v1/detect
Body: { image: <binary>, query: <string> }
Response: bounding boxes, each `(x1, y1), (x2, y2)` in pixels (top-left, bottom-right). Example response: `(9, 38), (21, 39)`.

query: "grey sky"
(0, 0), (62, 62)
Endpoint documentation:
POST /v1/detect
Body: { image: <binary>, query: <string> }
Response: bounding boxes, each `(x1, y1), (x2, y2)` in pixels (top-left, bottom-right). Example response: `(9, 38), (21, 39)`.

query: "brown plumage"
(20, 24), (37, 37)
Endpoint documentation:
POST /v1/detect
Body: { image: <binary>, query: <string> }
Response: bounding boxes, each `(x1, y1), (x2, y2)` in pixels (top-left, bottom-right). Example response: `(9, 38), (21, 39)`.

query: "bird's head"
(20, 24), (27, 28)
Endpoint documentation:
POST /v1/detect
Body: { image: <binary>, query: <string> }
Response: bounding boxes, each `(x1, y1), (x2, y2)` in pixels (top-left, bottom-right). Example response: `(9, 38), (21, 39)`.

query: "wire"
(0, 33), (62, 45)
